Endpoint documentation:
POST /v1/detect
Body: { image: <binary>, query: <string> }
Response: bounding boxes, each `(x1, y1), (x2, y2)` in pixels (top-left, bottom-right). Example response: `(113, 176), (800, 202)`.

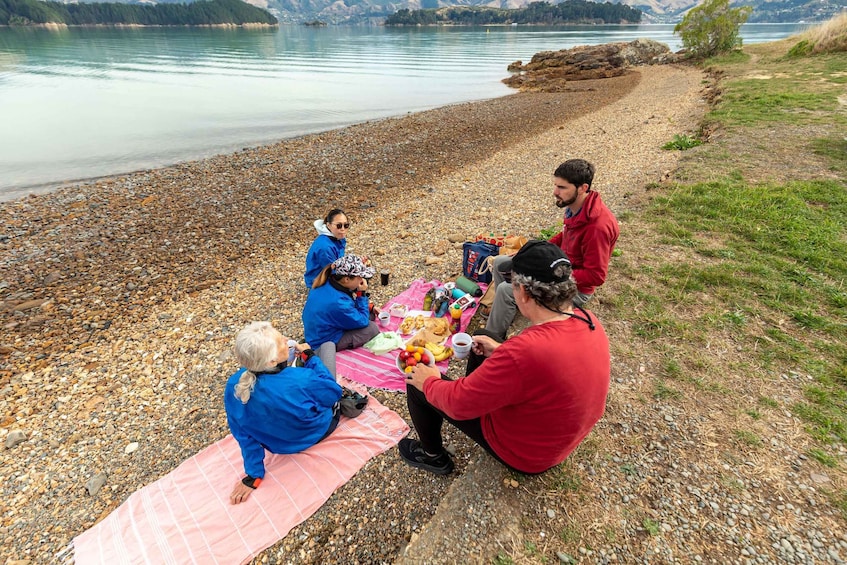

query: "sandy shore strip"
(1, 65), (705, 562)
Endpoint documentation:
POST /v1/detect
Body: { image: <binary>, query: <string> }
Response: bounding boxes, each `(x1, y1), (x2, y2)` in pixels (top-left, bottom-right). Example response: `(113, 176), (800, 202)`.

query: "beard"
(555, 195), (576, 208)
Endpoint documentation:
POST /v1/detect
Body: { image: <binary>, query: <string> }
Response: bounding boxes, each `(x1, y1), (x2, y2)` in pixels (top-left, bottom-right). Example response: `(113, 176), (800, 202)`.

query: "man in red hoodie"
(485, 159), (619, 341)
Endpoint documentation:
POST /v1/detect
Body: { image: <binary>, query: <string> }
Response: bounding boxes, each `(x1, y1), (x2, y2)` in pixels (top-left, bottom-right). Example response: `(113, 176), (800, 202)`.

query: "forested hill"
(385, 1), (642, 26)
(0, 0), (278, 25)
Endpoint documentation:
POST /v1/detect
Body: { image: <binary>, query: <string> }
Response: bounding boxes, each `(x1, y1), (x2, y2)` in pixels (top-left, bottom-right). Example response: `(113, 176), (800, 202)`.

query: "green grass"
(809, 448), (838, 468)
(662, 134), (703, 150)
(642, 518), (661, 535)
(734, 429), (763, 447)
(624, 46), (847, 465)
(759, 396), (779, 408)
(704, 52), (847, 130)
(645, 175), (847, 451)
(550, 465), (583, 492)
(823, 487), (847, 521)
(812, 136), (847, 174)
(655, 380), (683, 400)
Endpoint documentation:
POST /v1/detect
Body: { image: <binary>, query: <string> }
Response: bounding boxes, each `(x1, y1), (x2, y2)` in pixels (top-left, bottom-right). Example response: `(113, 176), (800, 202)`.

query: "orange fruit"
(404, 366), (413, 374)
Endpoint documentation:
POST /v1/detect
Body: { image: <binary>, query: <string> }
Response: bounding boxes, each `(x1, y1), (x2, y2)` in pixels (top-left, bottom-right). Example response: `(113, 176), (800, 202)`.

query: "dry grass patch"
(792, 12), (847, 55)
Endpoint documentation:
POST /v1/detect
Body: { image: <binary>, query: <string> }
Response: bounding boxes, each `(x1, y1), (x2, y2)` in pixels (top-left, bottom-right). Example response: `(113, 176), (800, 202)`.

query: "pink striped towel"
(337, 278), (485, 391)
(64, 381), (409, 565)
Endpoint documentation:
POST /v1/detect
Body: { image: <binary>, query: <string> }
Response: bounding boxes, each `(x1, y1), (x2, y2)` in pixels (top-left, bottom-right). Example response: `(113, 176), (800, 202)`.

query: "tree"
(674, 0), (752, 59)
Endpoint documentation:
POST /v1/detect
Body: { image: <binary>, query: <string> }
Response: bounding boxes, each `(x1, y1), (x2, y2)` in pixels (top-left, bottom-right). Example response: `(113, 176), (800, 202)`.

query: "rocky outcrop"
(503, 38), (680, 92)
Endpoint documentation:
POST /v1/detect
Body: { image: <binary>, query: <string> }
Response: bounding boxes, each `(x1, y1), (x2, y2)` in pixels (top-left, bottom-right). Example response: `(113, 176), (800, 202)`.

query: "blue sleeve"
(312, 246), (337, 272)
(327, 295), (371, 330)
(225, 400), (267, 479)
(310, 237), (342, 272)
(304, 356), (343, 405)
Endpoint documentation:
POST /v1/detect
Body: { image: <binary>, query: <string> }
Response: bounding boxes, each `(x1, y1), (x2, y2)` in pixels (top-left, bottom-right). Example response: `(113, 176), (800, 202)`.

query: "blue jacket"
(224, 356), (342, 479)
(304, 220), (346, 288)
(302, 278), (371, 350)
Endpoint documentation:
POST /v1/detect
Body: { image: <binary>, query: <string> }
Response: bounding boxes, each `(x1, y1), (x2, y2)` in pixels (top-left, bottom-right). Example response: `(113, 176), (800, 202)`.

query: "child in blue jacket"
(302, 255), (380, 377)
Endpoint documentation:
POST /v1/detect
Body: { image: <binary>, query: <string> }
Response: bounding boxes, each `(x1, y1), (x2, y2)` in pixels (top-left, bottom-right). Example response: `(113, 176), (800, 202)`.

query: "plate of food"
(398, 312), (428, 335)
(396, 345), (436, 374)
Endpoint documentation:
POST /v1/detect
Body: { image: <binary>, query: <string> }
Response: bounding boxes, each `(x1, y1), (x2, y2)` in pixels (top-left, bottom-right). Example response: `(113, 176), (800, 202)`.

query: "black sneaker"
(398, 438), (455, 475)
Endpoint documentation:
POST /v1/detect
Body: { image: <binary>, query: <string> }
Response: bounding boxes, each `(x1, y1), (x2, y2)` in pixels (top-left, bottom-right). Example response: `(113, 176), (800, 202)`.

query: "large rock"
(503, 39), (678, 92)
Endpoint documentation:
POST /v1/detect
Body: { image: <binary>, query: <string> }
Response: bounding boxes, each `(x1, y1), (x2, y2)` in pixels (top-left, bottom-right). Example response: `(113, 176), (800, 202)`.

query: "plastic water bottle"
(449, 305), (462, 334)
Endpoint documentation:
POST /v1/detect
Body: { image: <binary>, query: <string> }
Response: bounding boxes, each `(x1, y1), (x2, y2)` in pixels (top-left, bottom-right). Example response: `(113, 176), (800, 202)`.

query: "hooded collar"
(314, 219), (334, 238)
(329, 276), (357, 299)
(566, 191), (600, 225)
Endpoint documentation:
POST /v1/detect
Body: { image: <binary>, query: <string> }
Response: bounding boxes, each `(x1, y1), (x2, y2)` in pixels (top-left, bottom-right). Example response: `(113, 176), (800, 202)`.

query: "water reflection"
(0, 23), (809, 197)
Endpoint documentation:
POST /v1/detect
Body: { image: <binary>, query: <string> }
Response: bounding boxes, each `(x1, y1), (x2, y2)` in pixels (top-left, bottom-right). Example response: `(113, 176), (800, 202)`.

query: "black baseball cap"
(511, 240), (571, 283)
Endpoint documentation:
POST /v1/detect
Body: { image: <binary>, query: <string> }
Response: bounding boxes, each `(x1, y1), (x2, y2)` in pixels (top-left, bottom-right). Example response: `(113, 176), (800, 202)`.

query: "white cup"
(378, 310), (391, 327)
(452, 332), (473, 359)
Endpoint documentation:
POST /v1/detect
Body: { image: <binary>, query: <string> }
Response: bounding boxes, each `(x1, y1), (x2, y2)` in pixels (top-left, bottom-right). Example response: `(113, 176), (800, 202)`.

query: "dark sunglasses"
(334, 223), (350, 229)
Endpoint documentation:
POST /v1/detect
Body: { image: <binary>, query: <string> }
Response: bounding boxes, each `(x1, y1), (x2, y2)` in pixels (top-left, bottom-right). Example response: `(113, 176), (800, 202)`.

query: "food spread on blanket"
(424, 316), (451, 337)
(398, 314), (426, 335)
(424, 341), (453, 362)
(406, 329), (448, 348)
(397, 345), (434, 373)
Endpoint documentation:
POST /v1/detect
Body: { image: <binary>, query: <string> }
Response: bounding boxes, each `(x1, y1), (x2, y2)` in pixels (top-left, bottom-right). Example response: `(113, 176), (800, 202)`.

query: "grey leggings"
(317, 321), (380, 377)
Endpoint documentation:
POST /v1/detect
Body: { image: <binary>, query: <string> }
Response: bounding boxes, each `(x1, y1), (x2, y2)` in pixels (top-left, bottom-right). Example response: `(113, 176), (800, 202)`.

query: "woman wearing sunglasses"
(302, 255), (380, 377)
(304, 208), (350, 289)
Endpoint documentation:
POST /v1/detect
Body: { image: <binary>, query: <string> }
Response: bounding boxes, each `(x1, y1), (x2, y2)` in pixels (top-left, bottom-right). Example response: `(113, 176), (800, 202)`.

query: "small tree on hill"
(674, 0), (752, 59)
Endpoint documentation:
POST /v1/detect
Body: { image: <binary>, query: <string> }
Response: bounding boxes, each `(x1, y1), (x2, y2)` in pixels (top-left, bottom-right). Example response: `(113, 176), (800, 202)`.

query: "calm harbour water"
(0, 23), (807, 200)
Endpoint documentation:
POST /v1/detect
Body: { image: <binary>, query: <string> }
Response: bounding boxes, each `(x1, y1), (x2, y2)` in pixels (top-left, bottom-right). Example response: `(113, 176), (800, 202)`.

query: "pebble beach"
(5, 62), (814, 564)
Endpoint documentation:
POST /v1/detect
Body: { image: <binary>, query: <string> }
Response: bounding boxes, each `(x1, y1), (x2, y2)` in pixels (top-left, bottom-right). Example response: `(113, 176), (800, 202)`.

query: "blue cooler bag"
(462, 240), (499, 284)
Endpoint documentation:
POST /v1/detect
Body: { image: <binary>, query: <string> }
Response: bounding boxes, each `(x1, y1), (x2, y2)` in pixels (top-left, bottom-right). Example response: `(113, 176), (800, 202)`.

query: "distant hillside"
(385, 1), (642, 25)
(622, 0), (843, 22)
(24, 0), (844, 24)
(0, 0), (278, 25)
(256, 0), (843, 23)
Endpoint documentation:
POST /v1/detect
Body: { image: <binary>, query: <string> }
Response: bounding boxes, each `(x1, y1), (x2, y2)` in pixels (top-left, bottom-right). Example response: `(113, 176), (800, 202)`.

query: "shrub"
(674, 0), (752, 59)
(662, 134), (703, 150)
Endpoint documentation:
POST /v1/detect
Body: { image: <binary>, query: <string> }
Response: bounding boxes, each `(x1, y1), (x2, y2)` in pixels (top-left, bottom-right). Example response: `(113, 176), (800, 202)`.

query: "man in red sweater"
(486, 159), (619, 341)
(399, 241), (610, 475)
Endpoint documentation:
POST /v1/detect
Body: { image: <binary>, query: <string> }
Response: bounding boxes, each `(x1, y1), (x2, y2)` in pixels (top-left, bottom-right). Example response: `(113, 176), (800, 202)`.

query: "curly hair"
(512, 261), (578, 311)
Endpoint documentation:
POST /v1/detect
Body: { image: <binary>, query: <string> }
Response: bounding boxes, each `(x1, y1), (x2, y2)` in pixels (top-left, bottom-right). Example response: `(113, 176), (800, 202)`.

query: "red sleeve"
(423, 345), (525, 420)
(548, 230), (563, 248)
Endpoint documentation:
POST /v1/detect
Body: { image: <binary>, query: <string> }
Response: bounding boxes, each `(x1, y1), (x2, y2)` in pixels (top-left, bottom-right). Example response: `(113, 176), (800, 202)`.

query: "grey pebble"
(86, 473), (108, 496)
(5, 430), (26, 448)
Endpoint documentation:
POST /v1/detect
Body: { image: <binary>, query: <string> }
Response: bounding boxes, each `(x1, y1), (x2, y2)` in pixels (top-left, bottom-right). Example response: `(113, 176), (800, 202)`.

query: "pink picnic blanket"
(337, 278), (484, 391)
(65, 381), (408, 565)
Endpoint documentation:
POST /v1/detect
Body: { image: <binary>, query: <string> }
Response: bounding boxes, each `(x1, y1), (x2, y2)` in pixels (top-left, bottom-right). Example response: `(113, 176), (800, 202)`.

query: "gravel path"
(1, 69), (643, 564)
(8, 63), (839, 565)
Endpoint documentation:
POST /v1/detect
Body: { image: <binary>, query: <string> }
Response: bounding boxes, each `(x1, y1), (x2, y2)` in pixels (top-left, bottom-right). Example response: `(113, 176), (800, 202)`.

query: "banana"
(433, 347), (453, 362)
(425, 342), (445, 356)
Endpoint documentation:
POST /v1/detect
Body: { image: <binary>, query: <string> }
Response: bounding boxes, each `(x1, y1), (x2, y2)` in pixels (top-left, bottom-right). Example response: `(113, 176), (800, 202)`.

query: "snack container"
(389, 303), (408, 318)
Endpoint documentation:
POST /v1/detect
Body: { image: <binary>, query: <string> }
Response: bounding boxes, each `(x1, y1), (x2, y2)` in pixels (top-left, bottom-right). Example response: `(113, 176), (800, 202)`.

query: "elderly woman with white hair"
(225, 321), (342, 505)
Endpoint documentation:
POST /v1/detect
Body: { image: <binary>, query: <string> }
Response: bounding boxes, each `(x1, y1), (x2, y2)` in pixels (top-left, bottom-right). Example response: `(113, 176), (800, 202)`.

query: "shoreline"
(0, 22), (278, 28)
(0, 93), (513, 204)
(0, 65), (707, 561)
